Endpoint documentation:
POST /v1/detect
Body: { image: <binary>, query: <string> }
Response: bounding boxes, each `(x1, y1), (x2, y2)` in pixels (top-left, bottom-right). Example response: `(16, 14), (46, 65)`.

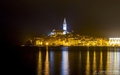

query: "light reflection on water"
(106, 47), (120, 75)
(44, 46), (49, 75)
(100, 48), (103, 71)
(86, 49), (90, 75)
(78, 51), (81, 74)
(93, 50), (96, 74)
(37, 49), (42, 75)
(49, 50), (54, 75)
(36, 47), (120, 75)
(61, 47), (69, 75)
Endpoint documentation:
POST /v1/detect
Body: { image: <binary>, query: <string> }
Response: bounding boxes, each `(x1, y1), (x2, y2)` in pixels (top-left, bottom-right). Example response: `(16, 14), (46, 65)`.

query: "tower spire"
(64, 18), (66, 24)
(63, 18), (67, 34)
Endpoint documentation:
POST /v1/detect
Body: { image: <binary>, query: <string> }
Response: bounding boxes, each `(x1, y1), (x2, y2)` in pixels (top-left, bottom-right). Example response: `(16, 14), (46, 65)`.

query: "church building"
(49, 18), (68, 36)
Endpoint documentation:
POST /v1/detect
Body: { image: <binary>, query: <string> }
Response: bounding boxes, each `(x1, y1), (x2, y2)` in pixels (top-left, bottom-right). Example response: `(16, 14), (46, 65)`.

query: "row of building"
(25, 18), (120, 47)
(32, 35), (120, 47)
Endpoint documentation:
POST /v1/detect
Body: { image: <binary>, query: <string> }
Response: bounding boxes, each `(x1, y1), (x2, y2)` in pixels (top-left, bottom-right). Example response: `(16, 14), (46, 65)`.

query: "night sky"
(1, 0), (120, 46)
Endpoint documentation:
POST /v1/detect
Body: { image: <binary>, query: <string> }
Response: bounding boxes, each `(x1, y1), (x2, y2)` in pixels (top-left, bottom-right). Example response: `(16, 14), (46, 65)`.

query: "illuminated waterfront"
(4, 46), (120, 75)
(25, 18), (120, 47)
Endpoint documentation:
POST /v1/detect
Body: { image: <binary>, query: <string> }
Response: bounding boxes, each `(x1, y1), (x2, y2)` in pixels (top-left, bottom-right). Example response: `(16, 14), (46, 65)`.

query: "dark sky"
(1, 0), (120, 45)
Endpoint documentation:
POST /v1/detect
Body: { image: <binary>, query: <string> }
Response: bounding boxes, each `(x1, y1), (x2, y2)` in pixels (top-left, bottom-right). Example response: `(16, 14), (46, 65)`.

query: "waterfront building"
(109, 38), (120, 46)
(33, 37), (44, 46)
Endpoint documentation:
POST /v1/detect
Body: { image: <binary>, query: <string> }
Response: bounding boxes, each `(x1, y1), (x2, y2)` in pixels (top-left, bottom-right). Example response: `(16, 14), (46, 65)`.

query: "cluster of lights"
(109, 38), (120, 45)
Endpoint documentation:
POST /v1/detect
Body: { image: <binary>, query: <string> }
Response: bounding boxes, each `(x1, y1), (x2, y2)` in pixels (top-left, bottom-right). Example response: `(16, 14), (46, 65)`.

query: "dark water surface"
(3, 46), (120, 75)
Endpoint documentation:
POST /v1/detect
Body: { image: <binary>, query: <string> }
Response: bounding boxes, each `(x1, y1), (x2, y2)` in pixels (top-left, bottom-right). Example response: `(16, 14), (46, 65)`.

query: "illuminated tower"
(63, 18), (67, 34)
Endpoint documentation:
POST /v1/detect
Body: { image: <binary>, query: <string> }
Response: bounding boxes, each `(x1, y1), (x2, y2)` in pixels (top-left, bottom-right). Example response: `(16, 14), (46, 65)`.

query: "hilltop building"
(49, 18), (69, 36)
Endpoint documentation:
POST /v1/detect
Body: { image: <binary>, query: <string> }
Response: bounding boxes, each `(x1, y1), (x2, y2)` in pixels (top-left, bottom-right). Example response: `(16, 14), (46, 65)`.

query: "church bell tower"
(63, 18), (67, 34)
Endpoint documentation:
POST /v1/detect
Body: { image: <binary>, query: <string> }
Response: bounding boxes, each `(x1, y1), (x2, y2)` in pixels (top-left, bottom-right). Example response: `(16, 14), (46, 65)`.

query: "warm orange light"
(40, 42), (43, 45)
(46, 42), (49, 45)
(65, 43), (68, 46)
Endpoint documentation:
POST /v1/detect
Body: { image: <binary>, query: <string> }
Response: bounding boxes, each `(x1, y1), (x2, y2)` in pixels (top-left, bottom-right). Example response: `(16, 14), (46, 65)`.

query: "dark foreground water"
(2, 46), (120, 75)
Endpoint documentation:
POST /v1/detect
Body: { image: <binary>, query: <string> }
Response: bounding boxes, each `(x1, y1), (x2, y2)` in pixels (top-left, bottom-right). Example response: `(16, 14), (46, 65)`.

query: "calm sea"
(2, 46), (120, 75)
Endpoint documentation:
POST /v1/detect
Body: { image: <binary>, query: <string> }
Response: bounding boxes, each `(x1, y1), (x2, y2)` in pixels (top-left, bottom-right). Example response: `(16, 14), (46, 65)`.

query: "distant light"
(46, 42), (49, 45)
(21, 45), (25, 47)
(40, 42), (43, 45)
(66, 43), (68, 46)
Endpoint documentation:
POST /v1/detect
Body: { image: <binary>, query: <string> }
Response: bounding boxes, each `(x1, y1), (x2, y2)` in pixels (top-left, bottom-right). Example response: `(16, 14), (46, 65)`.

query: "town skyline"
(2, 0), (120, 46)
(23, 18), (120, 47)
